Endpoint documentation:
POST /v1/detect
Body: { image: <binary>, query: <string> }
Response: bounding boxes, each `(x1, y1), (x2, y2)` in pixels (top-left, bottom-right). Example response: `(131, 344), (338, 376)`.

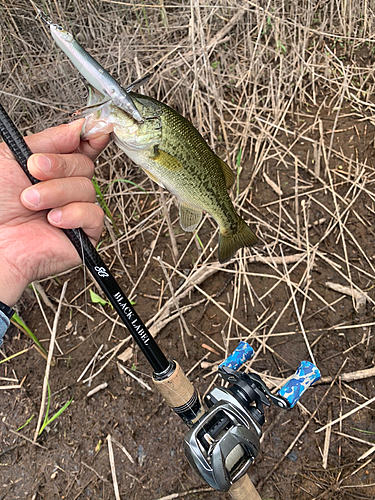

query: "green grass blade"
(195, 232), (204, 251)
(104, 178), (149, 196)
(17, 414), (34, 432)
(0, 347), (30, 365)
(38, 380), (73, 436)
(11, 313), (48, 357)
(236, 147), (243, 200)
(92, 175), (120, 235)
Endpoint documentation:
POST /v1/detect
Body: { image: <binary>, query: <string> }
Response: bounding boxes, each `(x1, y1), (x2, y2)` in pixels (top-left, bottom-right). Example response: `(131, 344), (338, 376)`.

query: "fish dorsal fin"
(179, 203), (202, 232)
(154, 149), (184, 171)
(216, 156), (234, 189)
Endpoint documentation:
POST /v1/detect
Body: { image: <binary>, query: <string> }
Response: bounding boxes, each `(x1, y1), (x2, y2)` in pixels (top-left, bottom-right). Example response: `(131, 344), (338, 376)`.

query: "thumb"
(77, 131), (110, 161)
(24, 119), (85, 155)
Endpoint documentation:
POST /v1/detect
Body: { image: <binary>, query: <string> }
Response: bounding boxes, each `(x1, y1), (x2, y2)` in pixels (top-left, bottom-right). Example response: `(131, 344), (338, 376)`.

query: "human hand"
(0, 119), (109, 307)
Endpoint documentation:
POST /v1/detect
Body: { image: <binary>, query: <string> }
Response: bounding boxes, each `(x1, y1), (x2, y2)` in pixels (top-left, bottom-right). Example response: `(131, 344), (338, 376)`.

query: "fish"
(80, 86), (257, 263)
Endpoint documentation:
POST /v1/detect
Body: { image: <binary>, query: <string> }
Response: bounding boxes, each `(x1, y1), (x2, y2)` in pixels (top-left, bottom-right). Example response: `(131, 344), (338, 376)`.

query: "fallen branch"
(247, 253), (306, 265)
(263, 172), (283, 196)
(325, 282), (367, 311)
(319, 365), (375, 384)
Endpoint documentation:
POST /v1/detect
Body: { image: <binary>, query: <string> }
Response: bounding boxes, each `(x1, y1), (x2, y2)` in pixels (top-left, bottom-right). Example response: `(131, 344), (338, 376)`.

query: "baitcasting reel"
(184, 342), (321, 491)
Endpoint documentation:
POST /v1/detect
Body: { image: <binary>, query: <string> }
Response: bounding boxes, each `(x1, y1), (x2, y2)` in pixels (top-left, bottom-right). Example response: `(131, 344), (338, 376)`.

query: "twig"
(319, 365), (375, 384)
(86, 382), (108, 398)
(82, 340), (126, 384)
(263, 171), (283, 196)
(77, 344), (104, 382)
(159, 188), (178, 262)
(322, 404), (332, 469)
(325, 282), (367, 311)
(7, 427), (47, 450)
(157, 256), (193, 339)
(111, 437), (135, 464)
(316, 394), (375, 434)
(157, 487), (213, 500)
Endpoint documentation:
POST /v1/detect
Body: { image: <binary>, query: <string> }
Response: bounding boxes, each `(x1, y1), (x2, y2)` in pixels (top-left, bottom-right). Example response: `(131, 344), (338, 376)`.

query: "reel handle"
(219, 341), (254, 370)
(278, 360), (321, 408)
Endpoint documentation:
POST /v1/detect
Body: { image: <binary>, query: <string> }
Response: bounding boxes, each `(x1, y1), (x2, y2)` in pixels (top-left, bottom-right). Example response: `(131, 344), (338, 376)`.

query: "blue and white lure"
(37, 10), (144, 123)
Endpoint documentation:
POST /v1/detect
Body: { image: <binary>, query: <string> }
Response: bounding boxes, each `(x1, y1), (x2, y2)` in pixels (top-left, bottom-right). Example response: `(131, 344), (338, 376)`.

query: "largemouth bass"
(80, 87), (257, 262)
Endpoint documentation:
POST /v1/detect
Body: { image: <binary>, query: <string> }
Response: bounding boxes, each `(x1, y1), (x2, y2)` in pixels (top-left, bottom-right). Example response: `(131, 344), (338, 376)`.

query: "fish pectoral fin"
(154, 149), (184, 171)
(124, 71), (154, 92)
(216, 156), (235, 189)
(179, 203), (203, 232)
(143, 168), (165, 188)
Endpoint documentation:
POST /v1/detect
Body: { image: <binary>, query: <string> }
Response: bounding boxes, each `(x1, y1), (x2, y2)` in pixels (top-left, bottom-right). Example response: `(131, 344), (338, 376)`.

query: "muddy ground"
(1, 2), (375, 500)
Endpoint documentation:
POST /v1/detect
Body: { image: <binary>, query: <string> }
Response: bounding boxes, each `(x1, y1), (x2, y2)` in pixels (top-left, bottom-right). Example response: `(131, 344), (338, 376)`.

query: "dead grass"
(1, 1), (375, 499)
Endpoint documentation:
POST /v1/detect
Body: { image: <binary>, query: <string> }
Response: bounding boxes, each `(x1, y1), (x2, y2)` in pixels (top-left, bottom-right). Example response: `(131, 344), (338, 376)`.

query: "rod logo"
(113, 292), (149, 345)
(95, 266), (109, 277)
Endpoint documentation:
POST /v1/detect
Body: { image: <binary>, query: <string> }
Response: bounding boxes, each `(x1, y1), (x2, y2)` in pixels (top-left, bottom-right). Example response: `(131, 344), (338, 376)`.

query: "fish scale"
(81, 88), (257, 262)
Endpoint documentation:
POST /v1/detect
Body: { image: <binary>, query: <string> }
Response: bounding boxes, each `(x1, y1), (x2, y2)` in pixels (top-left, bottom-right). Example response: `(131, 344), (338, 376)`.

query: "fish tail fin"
(218, 219), (257, 263)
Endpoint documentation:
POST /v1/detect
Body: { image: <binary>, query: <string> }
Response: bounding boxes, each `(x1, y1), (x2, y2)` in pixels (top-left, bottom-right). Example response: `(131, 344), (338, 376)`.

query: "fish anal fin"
(216, 156), (234, 189)
(179, 203), (203, 232)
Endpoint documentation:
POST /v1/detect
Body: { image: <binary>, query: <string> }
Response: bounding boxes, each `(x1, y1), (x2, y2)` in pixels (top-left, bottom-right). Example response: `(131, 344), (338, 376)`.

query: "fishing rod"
(0, 102), (321, 498)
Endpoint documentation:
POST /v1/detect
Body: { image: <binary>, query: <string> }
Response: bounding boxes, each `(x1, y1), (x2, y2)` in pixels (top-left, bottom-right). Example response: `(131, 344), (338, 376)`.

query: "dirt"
(1, 102), (375, 500)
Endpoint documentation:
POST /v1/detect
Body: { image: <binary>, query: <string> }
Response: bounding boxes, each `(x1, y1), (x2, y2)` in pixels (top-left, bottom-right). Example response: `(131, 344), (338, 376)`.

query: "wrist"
(0, 270), (28, 308)
(0, 252), (30, 307)
(0, 287), (25, 308)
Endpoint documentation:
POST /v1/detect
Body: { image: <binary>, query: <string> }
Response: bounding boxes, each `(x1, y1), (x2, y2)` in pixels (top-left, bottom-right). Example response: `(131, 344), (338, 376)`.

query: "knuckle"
(56, 153), (95, 178)
(80, 177), (97, 201)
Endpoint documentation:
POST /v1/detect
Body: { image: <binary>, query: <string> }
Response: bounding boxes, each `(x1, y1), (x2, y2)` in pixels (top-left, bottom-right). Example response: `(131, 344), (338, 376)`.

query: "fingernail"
(22, 188), (41, 208)
(48, 210), (62, 224)
(34, 154), (51, 173)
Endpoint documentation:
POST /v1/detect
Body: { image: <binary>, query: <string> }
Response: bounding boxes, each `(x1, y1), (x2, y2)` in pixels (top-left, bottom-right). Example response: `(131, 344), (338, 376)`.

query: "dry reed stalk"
(107, 434), (121, 500)
(33, 281), (67, 442)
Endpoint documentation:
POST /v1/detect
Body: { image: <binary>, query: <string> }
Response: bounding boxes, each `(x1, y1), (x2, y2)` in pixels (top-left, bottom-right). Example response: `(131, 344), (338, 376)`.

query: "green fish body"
(81, 89), (257, 262)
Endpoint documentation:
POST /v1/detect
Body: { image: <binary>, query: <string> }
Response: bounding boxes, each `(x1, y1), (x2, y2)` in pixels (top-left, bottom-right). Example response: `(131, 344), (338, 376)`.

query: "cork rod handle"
(153, 361), (205, 425)
(229, 474), (262, 500)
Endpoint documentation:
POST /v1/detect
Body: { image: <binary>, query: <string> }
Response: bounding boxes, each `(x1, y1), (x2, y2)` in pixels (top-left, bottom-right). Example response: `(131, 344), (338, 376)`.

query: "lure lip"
(36, 8), (144, 123)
